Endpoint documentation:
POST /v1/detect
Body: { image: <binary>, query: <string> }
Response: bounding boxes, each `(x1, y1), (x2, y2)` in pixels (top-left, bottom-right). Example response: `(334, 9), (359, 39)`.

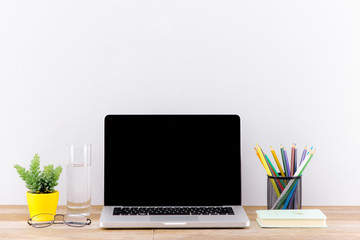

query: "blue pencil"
(283, 147), (291, 177)
(282, 180), (299, 209)
(306, 146), (313, 155)
(288, 185), (297, 209)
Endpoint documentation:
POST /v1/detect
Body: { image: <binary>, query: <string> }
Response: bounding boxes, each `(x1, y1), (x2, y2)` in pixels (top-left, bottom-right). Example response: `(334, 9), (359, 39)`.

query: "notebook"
(99, 114), (250, 228)
(256, 209), (327, 228)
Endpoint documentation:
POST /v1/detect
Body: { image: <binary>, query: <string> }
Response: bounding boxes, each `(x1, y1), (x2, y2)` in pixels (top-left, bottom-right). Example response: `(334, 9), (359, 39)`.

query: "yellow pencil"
(255, 144), (272, 175)
(254, 147), (266, 169)
(270, 146), (285, 177)
(255, 144), (281, 197)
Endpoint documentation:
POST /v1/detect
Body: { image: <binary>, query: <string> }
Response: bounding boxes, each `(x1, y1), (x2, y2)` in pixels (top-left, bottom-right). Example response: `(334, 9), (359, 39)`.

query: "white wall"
(1, 0), (359, 206)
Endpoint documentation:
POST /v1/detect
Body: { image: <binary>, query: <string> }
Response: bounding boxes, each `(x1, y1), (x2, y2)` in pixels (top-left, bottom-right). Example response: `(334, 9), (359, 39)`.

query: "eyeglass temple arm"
(86, 218), (91, 225)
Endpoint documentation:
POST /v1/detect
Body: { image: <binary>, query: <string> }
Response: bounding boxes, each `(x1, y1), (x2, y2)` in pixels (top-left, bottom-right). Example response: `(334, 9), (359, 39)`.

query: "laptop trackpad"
(150, 216), (199, 222)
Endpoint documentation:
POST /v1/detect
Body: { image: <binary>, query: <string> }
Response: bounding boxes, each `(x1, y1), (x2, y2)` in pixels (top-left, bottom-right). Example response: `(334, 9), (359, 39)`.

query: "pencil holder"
(267, 175), (302, 210)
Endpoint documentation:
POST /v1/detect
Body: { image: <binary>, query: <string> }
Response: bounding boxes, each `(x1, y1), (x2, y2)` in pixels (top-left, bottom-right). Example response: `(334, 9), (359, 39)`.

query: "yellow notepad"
(256, 209), (327, 228)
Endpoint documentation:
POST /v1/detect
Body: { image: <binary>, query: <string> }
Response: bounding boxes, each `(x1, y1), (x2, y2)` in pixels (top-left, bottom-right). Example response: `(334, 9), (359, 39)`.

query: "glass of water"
(66, 143), (91, 215)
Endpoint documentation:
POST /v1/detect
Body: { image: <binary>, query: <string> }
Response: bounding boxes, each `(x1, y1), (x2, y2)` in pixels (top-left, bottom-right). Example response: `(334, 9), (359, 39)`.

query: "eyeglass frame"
(27, 213), (91, 228)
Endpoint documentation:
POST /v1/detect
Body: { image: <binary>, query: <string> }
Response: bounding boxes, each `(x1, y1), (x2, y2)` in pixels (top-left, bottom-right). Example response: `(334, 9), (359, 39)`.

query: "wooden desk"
(1, 206), (359, 239)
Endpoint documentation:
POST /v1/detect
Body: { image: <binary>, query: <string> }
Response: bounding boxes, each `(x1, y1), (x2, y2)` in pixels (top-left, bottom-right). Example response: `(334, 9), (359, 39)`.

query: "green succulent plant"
(14, 153), (62, 193)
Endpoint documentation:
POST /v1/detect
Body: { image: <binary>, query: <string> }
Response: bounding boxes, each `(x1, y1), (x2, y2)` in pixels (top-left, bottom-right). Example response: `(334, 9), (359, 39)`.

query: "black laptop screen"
(104, 115), (241, 206)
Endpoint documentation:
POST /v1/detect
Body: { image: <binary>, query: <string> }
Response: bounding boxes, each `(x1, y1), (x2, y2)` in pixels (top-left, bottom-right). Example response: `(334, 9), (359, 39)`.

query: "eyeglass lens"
(28, 213), (91, 228)
(64, 214), (90, 227)
(28, 213), (54, 228)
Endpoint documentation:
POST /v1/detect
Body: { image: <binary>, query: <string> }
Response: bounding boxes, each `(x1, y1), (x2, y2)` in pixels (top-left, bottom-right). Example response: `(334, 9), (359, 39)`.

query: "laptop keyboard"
(113, 207), (235, 216)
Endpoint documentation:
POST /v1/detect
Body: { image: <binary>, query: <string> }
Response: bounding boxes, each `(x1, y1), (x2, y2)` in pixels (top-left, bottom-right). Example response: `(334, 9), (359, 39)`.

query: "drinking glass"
(66, 143), (91, 215)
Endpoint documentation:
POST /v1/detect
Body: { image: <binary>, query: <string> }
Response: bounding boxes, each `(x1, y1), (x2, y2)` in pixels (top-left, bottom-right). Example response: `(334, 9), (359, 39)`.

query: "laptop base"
(100, 205), (250, 228)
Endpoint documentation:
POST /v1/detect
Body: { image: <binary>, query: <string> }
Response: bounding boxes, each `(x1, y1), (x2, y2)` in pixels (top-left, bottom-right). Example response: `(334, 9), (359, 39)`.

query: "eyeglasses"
(27, 213), (91, 228)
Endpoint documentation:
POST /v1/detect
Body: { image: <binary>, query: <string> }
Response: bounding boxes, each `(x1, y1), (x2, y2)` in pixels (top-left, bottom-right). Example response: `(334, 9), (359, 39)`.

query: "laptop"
(99, 114), (250, 228)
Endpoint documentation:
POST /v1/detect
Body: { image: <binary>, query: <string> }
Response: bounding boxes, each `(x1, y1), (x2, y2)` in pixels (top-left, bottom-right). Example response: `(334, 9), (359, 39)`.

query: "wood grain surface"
(1, 206), (359, 240)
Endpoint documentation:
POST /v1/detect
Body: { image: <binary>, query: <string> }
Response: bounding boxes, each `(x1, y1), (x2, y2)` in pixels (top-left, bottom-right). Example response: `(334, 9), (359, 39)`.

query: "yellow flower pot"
(26, 191), (59, 218)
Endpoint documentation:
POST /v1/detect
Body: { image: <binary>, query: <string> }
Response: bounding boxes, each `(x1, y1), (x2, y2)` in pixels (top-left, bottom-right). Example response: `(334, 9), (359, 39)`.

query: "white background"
(1, 0), (359, 206)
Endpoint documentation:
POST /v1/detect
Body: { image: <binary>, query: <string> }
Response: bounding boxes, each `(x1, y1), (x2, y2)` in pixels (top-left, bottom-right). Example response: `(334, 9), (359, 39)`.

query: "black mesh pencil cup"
(267, 175), (302, 210)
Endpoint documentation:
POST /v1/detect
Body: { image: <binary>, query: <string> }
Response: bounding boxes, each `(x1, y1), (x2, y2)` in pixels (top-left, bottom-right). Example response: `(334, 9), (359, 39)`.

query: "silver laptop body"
(100, 114), (250, 228)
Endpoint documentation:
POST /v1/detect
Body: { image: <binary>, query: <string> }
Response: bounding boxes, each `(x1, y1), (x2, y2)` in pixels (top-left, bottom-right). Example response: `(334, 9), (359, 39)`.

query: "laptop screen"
(104, 115), (241, 206)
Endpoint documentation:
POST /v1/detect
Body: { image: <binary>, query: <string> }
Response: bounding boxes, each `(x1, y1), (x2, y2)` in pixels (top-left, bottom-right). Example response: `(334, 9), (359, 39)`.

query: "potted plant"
(14, 153), (62, 218)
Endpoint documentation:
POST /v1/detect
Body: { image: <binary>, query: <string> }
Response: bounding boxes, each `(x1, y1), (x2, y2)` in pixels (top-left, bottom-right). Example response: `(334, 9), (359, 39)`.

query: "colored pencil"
(294, 145), (298, 173)
(291, 144), (295, 176)
(282, 180), (299, 209)
(255, 145), (281, 197)
(271, 150), (315, 209)
(283, 147), (291, 177)
(280, 145), (288, 177)
(254, 147), (269, 174)
(266, 163), (284, 192)
(256, 146), (285, 191)
(264, 153), (277, 176)
(255, 147), (266, 169)
(257, 145), (274, 176)
(270, 146), (285, 177)
(300, 146), (307, 165)
(264, 154), (286, 189)
(293, 145), (298, 208)
(306, 146), (313, 155)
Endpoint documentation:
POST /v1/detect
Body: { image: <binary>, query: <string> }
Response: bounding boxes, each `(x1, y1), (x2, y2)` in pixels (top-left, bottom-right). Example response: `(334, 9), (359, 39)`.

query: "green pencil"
(271, 150), (315, 209)
(280, 145), (287, 177)
(264, 154), (286, 189)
